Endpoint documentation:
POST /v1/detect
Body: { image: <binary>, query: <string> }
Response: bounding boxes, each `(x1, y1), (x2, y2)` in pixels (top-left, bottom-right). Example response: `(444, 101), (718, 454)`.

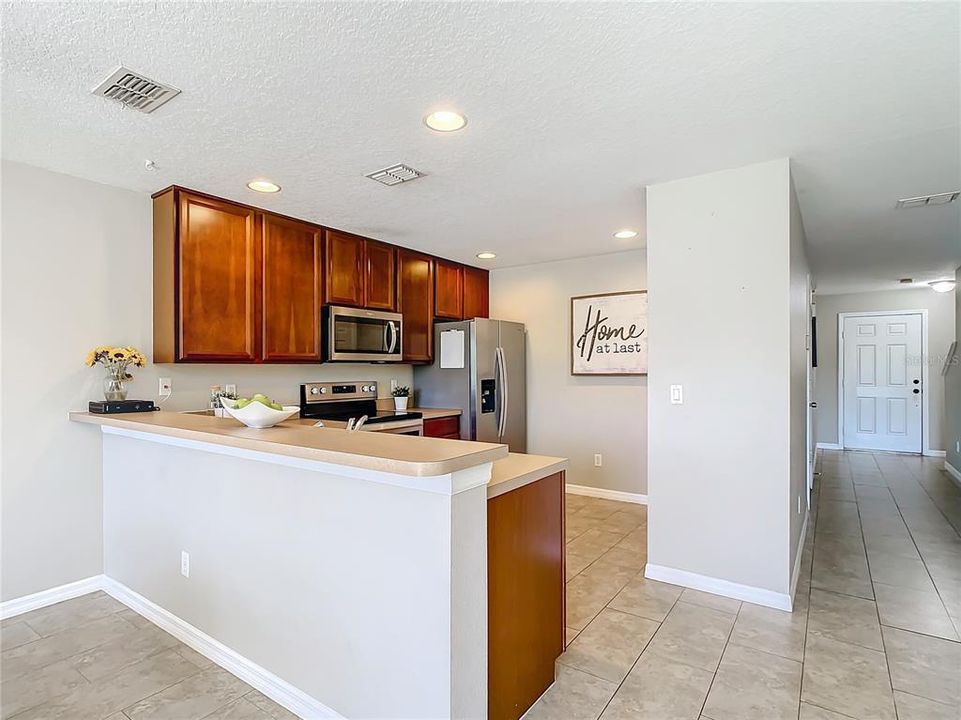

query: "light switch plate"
(670, 385), (683, 404)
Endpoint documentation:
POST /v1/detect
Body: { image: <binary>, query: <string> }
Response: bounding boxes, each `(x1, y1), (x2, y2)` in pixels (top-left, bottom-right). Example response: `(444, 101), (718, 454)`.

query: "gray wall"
(0, 161), (414, 601)
(490, 251), (648, 496)
(814, 288), (956, 452)
(646, 158), (805, 599)
(947, 267), (961, 472)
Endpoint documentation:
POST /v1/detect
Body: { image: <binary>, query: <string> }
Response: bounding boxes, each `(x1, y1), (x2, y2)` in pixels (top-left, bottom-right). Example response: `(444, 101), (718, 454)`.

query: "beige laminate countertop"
(488, 453), (568, 499)
(70, 411), (506, 478)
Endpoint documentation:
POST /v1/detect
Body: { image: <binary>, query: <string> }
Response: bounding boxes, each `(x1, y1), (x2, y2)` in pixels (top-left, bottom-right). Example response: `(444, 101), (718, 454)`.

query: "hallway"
(525, 450), (961, 720)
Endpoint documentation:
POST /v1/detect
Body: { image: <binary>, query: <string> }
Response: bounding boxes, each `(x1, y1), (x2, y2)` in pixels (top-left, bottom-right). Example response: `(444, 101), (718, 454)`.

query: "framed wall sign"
(571, 290), (648, 375)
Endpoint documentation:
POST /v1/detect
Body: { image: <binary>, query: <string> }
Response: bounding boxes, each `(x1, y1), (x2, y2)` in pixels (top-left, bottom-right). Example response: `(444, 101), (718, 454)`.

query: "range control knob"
(319, 387), (328, 394)
(310, 387), (319, 395)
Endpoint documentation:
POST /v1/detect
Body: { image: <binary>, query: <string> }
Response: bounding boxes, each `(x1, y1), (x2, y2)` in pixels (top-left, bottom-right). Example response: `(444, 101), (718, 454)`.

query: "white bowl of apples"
(220, 394), (299, 429)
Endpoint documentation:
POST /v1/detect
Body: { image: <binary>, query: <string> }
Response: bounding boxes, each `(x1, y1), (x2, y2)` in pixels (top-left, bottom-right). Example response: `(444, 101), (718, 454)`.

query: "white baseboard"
(645, 563), (792, 612)
(566, 483), (647, 505)
(816, 443), (843, 451)
(945, 461), (961, 489)
(789, 511), (810, 607)
(0, 575), (104, 620)
(924, 449), (947, 458)
(101, 578), (340, 719)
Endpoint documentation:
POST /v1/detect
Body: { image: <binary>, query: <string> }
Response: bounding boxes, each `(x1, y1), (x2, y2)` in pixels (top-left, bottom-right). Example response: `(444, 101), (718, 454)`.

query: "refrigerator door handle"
(500, 346), (509, 441)
(494, 347), (504, 439)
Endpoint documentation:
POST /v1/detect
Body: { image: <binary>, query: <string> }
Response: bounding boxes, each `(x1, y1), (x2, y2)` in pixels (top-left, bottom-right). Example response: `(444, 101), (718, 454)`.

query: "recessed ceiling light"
(929, 280), (956, 293)
(476, 252), (497, 260)
(613, 229), (638, 239)
(424, 110), (467, 132)
(247, 179), (281, 193)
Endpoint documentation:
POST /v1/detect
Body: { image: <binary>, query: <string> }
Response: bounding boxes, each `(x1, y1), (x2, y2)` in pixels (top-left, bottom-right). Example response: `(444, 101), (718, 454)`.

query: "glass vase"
(103, 367), (128, 401)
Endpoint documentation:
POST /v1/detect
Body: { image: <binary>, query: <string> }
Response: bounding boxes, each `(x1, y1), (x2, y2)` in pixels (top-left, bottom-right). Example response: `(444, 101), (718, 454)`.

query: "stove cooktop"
(311, 410), (423, 425)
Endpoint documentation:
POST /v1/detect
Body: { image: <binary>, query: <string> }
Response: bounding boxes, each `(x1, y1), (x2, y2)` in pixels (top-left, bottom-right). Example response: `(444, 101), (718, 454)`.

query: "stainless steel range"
(299, 381), (423, 435)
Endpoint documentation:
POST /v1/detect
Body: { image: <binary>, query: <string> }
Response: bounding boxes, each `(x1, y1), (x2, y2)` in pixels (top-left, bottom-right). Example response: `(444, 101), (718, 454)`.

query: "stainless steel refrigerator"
(414, 318), (527, 452)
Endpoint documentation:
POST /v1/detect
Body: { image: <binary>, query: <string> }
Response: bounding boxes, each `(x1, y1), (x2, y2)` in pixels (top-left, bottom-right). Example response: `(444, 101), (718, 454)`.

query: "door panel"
(397, 250), (434, 362)
(325, 230), (365, 307)
(463, 266), (490, 319)
(498, 321), (528, 453)
(365, 241), (396, 310)
(842, 313), (922, 452)
(435, 260), (464, 320)
(472, 319), (500, 443)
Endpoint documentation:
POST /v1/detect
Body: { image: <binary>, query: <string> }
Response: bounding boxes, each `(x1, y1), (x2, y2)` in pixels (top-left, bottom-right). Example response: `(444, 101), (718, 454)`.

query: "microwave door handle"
(387, 321), (398, 354)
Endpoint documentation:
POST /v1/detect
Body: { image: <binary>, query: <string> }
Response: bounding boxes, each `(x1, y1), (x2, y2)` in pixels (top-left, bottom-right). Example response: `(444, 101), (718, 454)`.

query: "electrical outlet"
(670, 385), (683, 404)
(956, 440), (960, 454)
(225, 383), (237, 396)
(594, 454), (603, 467)
(390, 379), (398, 393)
(159, 377), (172, 397)
(181, 551), (190, 578)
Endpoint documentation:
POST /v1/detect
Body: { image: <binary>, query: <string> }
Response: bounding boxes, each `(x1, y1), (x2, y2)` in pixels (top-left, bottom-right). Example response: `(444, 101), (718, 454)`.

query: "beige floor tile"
(893, 691), (959, 720)
(800, 634), (896, 720)
(72, 624), (181, 682)
(811, 538), (874, 600)
(116, 609), (154, 630)
(558, 608), (658, 682)
(523, 663), (617, 720)
(12, 648), (200, 720)
(807, 588), (883, 650)
(798, 703), (852, 719)
(577, 558), (637, 594)
(0, 658), (89, 718)
(566, 627), (580, 647)
(567, 529), (626, 559)
(566, 493), (591, 511)
(882, 625), (961, 706)
(201, 697), (274, 720)
(643, 601), (735, 672)
(0, 613), (135, 681)
(874, 582), (959, 641)
(575, 500), (627, 522)
(866, 552), (936, 591)
(729, 602), (806, 662)
(566, 573), (622, 631)
(702, 644), (801, 720)
(243, 690), (300, 720)
(124, 666), (251, 720)
(602, 510), (645, 535)
(12, 593), (127, 638)
(614, 527), (647, 552)
(567, 552), (597, 581)
(595, 545), (645, 572)
(0, 620), (41, 650)
(599, 653), (713, 720)
(678, 588), (741, 616)
(609, 577), (682, 622)
(175, 644), (216, 669)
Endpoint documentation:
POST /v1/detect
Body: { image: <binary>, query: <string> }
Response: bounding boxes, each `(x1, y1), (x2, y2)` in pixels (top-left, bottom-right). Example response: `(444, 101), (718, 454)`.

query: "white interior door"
(842, 313), (922, 453)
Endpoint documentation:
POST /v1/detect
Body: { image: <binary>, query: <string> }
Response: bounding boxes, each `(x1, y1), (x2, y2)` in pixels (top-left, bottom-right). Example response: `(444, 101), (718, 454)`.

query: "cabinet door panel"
(325, 230), (365, 307)
(178, 193), (260, 361)
(463, 266), (490, 319)
(262, 215), (323, 362)
(365, 241), (396, 310)
(435, 260), (464, 320)
(397, 250), (434, 363)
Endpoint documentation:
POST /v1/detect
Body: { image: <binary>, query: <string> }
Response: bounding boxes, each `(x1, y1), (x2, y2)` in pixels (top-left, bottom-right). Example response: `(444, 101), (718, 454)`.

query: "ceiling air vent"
(895, 191), (960, 209)
(365, 164), (426, 186)
(92, 66), (181, 114)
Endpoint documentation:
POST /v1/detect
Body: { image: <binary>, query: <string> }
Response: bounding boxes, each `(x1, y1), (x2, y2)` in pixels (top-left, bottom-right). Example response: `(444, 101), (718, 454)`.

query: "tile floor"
(1, 450), (958, 720)
(0, 592), (296, 720)
(526, 450), (961, 720)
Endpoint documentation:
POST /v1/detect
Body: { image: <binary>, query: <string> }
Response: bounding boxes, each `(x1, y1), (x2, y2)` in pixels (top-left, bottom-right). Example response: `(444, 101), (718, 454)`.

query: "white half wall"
(814, 287), (955, 452)
(490, 251), (648, 496)
(646, 158), (807, 602)
(0, 160), (413, 601)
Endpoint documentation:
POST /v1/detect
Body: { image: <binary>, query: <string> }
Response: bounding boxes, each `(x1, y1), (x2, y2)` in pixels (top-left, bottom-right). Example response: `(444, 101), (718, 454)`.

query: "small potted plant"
(85, 346), (147, 401)
(392, 385), (411, 411)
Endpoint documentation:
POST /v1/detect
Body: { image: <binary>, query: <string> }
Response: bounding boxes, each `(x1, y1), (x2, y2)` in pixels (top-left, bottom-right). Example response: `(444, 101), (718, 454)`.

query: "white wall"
(814, 287), (955, 452)
(646, 158), (806, 604)
(0, 160), (412, 601)
(947, 268), (960, 472)
(490, 251), (647, 496)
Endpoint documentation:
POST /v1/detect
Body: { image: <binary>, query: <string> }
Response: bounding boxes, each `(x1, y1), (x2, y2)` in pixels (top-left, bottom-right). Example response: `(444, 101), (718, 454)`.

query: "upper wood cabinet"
(364, 240), (396, 311)
(261, 214), (324, 362)
(434, 260), (464, 320)
(325, 230), (365, 307)
(325, 231), (396, 311)
(397, 249), (434, 363)
(463, 266), (490, 320)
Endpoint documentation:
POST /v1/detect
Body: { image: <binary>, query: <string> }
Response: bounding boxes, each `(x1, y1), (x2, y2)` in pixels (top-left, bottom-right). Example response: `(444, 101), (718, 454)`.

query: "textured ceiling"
(2, 1), (958, 293)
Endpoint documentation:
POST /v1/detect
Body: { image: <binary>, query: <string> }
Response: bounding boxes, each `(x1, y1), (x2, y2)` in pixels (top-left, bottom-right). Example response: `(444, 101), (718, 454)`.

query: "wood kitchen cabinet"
(397, 249), (434, 363)
(325, 230), (396, 311)
(463, 266), (490, 320)
(261, 213), (324, 362)
(434, 260), (464, 320)
(364, 240), (396, 311)
(423, 416), (460, 439)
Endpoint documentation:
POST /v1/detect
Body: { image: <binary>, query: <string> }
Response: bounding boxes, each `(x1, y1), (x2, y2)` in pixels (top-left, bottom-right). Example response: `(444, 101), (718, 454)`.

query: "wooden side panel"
(178, 193), (260, 362)
(463, 266), (490, 320)
(397, 250), (434, 363)
(488, 472), (565, 720)
(423, 416), (460, 439)
(365, 240), (396, 310)
(152, 189), (176, 363)
(435, 260), (464, 320)
(261, 214), (323, 362)
(325, 230), (365, 307)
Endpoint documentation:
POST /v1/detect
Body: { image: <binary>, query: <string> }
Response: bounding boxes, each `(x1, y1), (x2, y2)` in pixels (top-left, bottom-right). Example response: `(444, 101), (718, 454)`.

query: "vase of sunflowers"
(85, 346), (147, 401)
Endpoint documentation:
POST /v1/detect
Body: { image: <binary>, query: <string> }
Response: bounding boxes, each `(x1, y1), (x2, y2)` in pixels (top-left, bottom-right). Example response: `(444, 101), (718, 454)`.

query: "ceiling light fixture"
(424, 110), (467, 132)
(476, 252), (497, 260)
(895, 191), (960, 209)
(929, 280), (957, 293)
(613, 229), (638, 239)
(247, 179), (281, 193)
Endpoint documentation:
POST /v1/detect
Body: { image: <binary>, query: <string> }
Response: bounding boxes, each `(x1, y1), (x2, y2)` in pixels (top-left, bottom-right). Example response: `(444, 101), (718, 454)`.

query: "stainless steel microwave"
(323, 306), (403, 362)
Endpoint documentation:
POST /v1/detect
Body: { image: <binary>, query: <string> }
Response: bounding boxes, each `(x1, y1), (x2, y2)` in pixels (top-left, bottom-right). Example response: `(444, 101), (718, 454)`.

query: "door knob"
(809, 402), (818, 408)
